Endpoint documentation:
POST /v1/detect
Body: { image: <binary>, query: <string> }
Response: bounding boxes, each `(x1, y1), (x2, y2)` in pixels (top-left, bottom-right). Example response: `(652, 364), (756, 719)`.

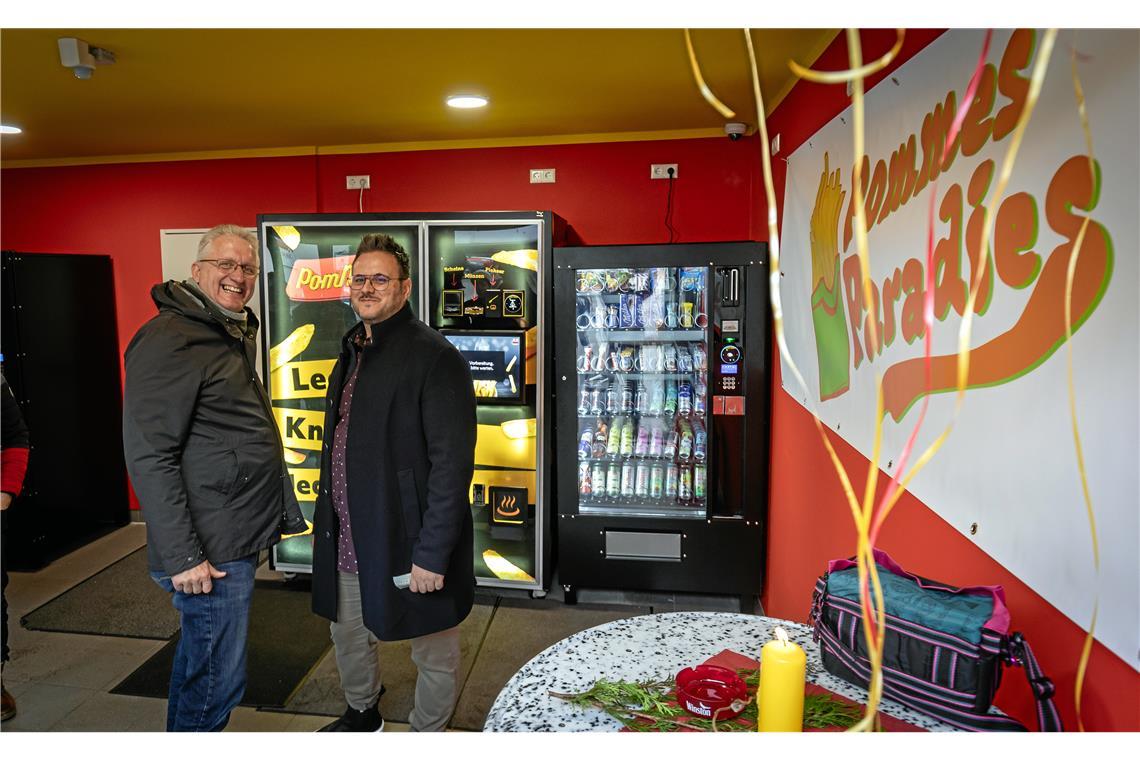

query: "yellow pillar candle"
(757, 626), (806, 732)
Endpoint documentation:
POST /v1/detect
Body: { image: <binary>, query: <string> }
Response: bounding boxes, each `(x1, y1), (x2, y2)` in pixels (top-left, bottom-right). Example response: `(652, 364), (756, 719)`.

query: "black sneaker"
(318, 704), (384, 732)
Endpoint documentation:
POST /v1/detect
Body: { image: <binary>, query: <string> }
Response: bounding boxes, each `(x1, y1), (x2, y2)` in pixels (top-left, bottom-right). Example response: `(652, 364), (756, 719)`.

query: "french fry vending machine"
(554, 242), (770, 607)
(258, 212), (556, 593)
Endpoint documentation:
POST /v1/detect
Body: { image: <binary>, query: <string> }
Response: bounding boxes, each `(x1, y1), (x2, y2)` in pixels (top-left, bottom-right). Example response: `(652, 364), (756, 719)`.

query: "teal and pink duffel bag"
(809, 549), (1062, 731)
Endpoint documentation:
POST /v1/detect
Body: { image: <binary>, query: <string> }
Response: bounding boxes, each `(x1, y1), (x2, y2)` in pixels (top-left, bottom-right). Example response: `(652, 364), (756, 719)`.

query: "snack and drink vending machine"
(553, 242), (770, 606)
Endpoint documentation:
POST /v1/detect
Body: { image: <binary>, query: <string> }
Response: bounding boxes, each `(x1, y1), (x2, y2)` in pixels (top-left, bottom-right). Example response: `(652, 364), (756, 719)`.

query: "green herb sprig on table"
(549, 668), (863, 732)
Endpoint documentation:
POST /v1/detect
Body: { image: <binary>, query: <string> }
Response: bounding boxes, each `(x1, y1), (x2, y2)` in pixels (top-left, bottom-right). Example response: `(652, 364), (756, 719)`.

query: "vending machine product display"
(258, 212), (556, 592)
(554, 242), (770, 606)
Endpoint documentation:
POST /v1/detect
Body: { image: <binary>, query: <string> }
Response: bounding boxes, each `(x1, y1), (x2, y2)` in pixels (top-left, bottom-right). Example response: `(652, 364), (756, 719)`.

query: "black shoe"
(318, 704), (384, 732)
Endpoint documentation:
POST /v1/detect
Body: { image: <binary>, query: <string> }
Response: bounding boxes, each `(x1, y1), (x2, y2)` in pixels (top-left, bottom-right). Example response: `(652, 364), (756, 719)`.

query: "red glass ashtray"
(675, 664), (749, 719)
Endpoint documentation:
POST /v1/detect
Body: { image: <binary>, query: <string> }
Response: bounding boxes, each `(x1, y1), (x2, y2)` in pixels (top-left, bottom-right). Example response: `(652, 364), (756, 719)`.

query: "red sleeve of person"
(2, 375), (30, 498)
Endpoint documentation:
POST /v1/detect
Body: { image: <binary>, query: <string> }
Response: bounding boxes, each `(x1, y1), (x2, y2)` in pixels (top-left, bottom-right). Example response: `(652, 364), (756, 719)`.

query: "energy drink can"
(694, 427), (707, 462)
(678, 381), (692, 417)
(592, 462), (606, 495)
(620, 461), (636, 498)
(649, 465), (664, 498)
(577, 388), (591, 416)
(678, 426), (693, 462)
(620, 419), (635, 458)
(664, 381), (678, 416)
(590, 387), (604, 416)
(606, 463), (621, 497)
(664, 464), (679, 498)
(606, 417), (623, 457)
(649, 382), (664, 416)
(578, 461), (592, 496)
(678, 465), (693, 501)
(693, 382), (706, 416)
(620, 380), (634, 413)
(664, 430), (678, 459)
(678, 345), (693, 373)
(664, 343), (678, 372)
(592, 420), (609, 458)
(578, 428), (593, 460)
(634, 382), (648, 415)
(634, 425), (649, 458)
(694, 464), (707, 500)
(648, 426), (664, 458)
(635, 463), (650, 498)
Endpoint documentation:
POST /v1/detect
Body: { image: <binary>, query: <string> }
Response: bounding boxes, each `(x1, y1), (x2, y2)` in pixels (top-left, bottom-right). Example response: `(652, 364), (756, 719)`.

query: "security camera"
(724, 122), (748, 141)
(58, 37), (115, 80)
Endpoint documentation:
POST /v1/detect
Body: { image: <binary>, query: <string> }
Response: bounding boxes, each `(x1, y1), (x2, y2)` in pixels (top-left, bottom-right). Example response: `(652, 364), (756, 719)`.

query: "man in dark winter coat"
(123, 224), (307, 732)
(311, 233), (476, 732)
(1, 372), (30, 721)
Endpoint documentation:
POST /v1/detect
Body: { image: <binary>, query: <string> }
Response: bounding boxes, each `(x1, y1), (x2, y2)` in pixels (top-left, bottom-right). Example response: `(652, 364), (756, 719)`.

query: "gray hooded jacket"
(123, 281), (306, 575)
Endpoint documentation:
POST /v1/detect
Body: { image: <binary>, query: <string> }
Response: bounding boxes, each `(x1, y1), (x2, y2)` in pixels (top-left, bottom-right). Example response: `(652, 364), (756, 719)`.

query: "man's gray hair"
(197, 224), (259, 261)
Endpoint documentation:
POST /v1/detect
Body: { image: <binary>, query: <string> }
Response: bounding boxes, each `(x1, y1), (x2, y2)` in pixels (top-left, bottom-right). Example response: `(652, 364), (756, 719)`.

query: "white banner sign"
(779, 29), (1138, 669)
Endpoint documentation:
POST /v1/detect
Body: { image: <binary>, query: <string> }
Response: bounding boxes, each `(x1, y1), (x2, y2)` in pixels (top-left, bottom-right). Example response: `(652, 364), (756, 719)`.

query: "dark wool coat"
(311, 304), (477, 641)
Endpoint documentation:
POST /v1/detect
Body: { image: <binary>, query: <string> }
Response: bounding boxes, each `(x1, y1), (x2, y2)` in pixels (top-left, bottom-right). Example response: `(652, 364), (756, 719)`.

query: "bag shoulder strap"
(1006, 632), (1064, 732)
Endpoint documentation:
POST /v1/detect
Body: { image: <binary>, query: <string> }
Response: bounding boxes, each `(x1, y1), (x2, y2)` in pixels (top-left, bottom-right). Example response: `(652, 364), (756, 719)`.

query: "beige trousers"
(330, 572), (461, 732)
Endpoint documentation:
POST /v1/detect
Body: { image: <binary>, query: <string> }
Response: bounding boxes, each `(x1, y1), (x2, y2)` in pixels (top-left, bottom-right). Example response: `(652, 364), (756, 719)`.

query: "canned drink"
(589, 388), (604, 416)
(620, 461), (636, 497)
(593, 420), (609, 458)
(577, 388), (591, 416)
(664, 343), (678, 372)
(649, 465), (664, 498)
(635, 463), (650, 498)
(694, 464), (707, 500)
(620, 419), (635, 458)
(664, 430), (678, 459)
(634, 382), (648, 415)
(649, 382), (664, 416)
(620, 380), (634, 412)
(634, 425), (649, 458)
(607, 463), (622, 497)
(678, 427), (693, 462)
(606, 417), (623, 457)
(664, 464), (679, 498)
(592, 462), (606, 495)
(664, 381), (678, 416)
(693, 343), (707, 371)
(678, 381), (692, 417)
(648, 426), (664, 458)
(578, 428), (593, 460)
(578, 461), (592, 496)
(678, 465), (693, 501)
(694, 428), (707, 462)
(678, 345), (693, 373)
(693, 382), (706, 416)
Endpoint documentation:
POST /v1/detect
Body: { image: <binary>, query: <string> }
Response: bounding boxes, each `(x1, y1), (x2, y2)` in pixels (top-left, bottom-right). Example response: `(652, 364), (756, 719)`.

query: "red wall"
(2, 31), (1136, 730)
(759, 29), (1139, 731)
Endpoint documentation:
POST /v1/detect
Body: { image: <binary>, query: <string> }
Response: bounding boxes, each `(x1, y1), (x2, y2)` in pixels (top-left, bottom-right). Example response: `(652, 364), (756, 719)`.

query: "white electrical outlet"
(650, 163), (678, 179)
(530, 168), (556, 184)
(346, 175), (371, 190)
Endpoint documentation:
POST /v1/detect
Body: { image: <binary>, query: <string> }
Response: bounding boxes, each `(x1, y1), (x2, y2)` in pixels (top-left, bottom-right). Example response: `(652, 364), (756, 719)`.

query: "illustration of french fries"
(270, 324), (315, 371)
(810, 153), (851, 400)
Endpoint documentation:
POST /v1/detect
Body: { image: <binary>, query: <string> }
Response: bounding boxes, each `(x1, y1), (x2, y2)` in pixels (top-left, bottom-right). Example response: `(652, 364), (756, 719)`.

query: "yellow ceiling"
(0, 28), (837, 166)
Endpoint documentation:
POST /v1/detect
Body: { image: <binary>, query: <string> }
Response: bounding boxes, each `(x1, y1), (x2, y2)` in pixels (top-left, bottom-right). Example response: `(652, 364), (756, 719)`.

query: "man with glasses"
(310, 233), (476, 732)
(123, 224), (307, 731)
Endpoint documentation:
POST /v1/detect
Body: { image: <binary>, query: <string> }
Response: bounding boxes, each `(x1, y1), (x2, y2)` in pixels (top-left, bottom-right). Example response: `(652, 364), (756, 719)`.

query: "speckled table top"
(484, 611), (994, 732)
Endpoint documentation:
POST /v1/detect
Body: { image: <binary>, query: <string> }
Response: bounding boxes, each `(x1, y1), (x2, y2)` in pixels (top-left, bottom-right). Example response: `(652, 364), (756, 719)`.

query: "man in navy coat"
(310, 233), (477, 732)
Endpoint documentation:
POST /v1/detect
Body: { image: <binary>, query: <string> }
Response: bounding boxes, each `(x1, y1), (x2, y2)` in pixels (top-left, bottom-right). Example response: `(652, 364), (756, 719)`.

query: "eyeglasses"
(200, 259), (260, 278)
(349, 274), (406, 290)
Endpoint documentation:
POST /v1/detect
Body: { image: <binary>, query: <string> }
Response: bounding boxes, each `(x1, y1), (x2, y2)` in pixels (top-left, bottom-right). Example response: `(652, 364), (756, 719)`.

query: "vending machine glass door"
(571, 266), (710, 518)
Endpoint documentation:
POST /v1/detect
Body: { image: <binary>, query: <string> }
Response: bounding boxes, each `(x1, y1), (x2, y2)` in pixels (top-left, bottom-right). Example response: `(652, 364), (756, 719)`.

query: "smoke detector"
(58, 37), (116, 80)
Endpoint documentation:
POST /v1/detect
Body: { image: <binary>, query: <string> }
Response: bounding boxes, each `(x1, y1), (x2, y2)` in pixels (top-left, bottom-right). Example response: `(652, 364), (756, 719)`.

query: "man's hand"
(409, 563), (444, 593)
(0, 492), (11, 511)
(171, 560), (227, 595)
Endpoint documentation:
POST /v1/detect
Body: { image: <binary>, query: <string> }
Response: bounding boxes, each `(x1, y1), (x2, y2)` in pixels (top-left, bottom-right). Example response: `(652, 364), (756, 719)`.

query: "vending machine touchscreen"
(442, 330), (525, 404)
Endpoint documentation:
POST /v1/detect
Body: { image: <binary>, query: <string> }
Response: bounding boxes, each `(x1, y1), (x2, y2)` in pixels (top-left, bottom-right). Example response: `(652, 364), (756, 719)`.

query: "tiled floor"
(1, 523), (750, 732)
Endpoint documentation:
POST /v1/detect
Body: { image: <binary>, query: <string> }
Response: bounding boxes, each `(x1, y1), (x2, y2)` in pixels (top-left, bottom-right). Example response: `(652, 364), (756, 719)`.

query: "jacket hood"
(150, 280), (259, 340)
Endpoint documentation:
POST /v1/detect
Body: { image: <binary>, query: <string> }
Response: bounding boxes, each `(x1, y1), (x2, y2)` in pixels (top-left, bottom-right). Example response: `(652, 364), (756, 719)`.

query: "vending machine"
(553, 242), (770, 606)
(258, 211), (556, 593)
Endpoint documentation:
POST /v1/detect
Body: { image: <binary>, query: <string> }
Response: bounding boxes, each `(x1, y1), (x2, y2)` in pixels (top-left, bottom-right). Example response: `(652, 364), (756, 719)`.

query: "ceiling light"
(447, 95), (488, 109)
(0, 125), (22, 135)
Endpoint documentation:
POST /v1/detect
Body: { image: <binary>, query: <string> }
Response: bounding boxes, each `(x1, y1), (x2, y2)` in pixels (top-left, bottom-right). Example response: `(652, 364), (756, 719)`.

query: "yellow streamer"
(789, 29), (905, 85)
(684, 29), (737, 119)
(1066, 42), (1100, 734)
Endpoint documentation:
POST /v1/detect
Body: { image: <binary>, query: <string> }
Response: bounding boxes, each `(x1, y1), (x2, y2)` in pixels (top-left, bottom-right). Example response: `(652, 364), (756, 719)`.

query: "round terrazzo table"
(483, 611), (999, 732)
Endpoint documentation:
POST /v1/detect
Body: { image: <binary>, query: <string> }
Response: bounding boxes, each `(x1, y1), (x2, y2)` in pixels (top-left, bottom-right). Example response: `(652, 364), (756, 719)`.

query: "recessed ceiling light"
(0, 125), (22, 135)
(446, 95), (488, 109)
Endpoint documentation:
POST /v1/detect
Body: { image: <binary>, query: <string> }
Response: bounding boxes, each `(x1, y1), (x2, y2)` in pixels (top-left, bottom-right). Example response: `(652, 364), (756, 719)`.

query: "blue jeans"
(150, 554), (257, 732)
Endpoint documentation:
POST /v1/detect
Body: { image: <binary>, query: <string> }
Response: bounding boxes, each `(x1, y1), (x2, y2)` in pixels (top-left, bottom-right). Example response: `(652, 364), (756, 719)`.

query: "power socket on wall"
(650, 163), (678, 179)
(346, 175), (371, 190)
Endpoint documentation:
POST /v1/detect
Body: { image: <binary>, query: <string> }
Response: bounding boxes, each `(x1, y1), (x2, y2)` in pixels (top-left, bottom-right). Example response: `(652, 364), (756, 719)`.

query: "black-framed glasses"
(200, 258), (259, 278)
(349, 274), (406, 291)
